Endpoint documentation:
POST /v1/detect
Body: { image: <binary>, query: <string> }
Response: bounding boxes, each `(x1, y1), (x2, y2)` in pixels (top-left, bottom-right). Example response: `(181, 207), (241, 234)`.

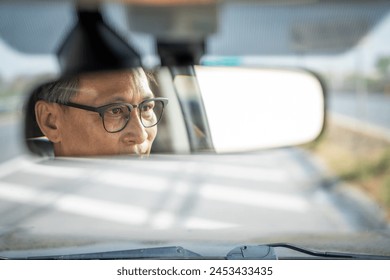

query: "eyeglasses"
(57, 98), (168, 133)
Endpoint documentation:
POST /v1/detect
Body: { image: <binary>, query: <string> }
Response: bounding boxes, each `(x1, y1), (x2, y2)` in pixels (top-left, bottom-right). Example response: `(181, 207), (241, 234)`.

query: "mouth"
(120, 143), (150, 157)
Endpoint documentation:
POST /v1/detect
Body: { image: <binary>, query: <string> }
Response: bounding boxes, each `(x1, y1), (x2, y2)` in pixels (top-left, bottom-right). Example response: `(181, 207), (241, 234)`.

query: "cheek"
(61, 113), (109, 148)
(147, 127), (157, 142)
(75, 128), (121, 155)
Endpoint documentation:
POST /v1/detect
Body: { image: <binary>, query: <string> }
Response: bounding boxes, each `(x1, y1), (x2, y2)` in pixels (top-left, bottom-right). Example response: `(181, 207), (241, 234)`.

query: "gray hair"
(35, 76), (79, 104)
(34, 69), (156, 104)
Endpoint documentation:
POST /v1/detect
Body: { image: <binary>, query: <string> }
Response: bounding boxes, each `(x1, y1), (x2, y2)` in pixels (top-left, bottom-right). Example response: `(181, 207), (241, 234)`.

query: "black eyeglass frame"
(57, 97), (168, 133)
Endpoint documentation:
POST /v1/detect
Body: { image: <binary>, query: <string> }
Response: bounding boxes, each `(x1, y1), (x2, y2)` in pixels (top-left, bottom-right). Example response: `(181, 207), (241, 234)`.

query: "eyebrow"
(103, 92), (155, 104)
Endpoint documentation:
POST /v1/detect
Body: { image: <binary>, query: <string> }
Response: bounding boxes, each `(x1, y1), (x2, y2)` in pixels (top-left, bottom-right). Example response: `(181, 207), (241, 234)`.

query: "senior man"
(33, 69), (168, 157)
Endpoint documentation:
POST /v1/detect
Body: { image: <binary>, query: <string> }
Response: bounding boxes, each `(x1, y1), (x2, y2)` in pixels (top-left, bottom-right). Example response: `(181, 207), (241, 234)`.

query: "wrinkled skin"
(35, 70), (157, 157)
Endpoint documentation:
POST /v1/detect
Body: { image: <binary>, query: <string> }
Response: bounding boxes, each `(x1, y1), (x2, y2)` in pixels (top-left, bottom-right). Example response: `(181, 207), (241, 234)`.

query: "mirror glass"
(24, 67), (325, 157)
(195, 66), (325, 153)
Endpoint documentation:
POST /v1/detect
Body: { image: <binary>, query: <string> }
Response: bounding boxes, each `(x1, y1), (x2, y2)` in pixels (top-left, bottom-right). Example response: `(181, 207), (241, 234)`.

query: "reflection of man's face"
(53, 71), (157, 157)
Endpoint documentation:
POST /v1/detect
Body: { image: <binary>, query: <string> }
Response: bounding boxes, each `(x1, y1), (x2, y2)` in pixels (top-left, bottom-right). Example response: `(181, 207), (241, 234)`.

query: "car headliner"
(0, 1), (388, 56)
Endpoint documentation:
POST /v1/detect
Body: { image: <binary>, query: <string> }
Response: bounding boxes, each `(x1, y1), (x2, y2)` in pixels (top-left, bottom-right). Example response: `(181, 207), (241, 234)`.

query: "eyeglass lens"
(102, 100), (164, 132)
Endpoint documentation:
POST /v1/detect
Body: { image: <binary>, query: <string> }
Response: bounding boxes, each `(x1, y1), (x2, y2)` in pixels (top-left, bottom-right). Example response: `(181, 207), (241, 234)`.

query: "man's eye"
(111, 107), (123, 114)
(140, 102), (155, 119)
(105, 106), (127, 117)
(141, 102), (154, 112)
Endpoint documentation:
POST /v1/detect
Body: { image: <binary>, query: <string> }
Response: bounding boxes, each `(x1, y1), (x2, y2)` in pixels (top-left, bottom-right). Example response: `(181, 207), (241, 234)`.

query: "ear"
(35, 100), (62, 143)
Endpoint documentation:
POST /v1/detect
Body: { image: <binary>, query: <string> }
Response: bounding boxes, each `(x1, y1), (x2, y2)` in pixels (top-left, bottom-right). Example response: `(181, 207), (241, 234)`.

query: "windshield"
(0, 0), (389, 260)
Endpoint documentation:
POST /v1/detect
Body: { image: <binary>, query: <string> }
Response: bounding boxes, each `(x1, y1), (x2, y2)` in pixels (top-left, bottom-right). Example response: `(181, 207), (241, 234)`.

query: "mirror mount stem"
(57, 7), (142, 77)
(157, 40), (205, 67)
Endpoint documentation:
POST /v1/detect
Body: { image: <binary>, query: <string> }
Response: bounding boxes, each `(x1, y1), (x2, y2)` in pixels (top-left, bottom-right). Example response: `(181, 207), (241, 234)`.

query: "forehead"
(76, 70), (153, 103)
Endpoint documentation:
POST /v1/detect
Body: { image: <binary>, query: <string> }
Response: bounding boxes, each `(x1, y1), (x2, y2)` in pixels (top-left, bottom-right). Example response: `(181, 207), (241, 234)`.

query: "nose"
(121, 110), (148, 145)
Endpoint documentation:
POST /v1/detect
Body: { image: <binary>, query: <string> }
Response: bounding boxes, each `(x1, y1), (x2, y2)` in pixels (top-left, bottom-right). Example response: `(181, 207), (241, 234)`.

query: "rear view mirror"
(195, 66), (325, 152)
(24, 67), (325, 157)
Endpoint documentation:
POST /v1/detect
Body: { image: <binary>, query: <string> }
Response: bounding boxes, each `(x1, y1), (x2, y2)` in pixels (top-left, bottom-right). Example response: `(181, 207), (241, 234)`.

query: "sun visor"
(0, 1), (389, 56)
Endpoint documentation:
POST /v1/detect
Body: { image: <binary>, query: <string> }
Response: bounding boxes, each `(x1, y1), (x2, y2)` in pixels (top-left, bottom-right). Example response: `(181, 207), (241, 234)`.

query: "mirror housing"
(24, 67), (325, 157)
